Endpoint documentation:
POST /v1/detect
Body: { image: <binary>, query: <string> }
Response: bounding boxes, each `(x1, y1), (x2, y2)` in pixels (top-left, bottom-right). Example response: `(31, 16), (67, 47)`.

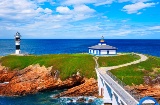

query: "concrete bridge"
(94, 53), (158, 105)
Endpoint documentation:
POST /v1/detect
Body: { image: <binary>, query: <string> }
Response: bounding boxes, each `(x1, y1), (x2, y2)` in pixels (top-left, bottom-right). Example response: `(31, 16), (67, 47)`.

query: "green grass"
(0, 54), (96, 80)
(110, 56), (160, 85)
(2, 53), (160, 85)
(98, 54), (140, 67)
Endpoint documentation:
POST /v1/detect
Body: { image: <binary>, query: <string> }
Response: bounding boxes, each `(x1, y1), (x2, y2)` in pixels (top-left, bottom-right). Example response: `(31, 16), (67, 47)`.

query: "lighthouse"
(15, 32), (21, 54)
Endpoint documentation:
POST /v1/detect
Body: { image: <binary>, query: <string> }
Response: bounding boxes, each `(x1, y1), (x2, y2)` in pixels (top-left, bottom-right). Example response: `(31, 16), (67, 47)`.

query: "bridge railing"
(106, 71), (141, 102)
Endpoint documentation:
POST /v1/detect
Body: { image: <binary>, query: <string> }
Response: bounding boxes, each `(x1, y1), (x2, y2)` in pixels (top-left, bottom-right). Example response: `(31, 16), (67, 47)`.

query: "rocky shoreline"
(1, 63), (160, 103)
(127, 75), (160, 103)
(54, 78), (98, 98)
(0, 64), (98, 97)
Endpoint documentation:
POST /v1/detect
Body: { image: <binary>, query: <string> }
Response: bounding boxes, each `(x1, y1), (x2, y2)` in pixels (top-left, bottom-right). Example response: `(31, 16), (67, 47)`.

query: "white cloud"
(0, 0), (159, 39)
(44, 8), (52, 14)
(131, 0), (151, 3)
(56, 5), (95, 14)
(37, 0), (47, 3)
(56, 6), (71, 14)
(118, 0), (150, 3)
(94, 0), (114, 6)
(109, 29), (132, 36)
(63, 0), (115, 6)
(63, 0), (96, 5)
(122, 2), (156, 14)
(137, 12), (142, 14)
(74, 5), (95, 13)
(36, 0), (55, 5)
(118, 0), (130, 3)
(149, 26), (160, 30)
(0, 0), (53, 22)
(84, 25), (102, 31)
(56, 5), (95, 21)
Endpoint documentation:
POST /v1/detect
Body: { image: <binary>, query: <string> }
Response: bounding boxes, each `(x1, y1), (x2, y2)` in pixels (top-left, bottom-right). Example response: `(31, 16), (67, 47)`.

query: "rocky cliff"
(54, 78), (98, 98)
(125, 75), (160, 103)
(0, 64), (87, 96)
(128, 84), (160, 103)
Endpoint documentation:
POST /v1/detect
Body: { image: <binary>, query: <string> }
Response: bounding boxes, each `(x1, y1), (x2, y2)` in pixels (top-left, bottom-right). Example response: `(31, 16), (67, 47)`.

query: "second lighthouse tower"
(15, 32), (21, 55)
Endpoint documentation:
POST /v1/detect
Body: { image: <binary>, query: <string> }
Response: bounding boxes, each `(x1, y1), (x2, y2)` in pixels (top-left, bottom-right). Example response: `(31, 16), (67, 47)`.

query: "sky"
(0, 0), (160, 39)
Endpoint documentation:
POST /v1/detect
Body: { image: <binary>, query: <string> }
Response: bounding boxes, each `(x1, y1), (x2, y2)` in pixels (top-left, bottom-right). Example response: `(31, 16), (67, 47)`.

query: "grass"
(1, 53), (160, 85)
(110, 56), (160, 85)
(98, 53), (140, 67)
(0, 54), (96, 80)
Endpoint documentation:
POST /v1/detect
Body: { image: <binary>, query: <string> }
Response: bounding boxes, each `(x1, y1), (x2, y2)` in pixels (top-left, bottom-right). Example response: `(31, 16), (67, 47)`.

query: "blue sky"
(0, 0), (160, 39)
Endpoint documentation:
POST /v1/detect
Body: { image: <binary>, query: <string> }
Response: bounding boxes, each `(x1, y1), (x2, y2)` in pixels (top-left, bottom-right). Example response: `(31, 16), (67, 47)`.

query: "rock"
(70, 99), (73, 103)
(54, 78), (98, 98)
(0, 64), (85, 96)
(143, 75), (160, 85)
(143, 76), (152, 85)
(129, 84), (160, 103)
(0, 65), (16, 82)
(76, 97), (86, 103)
(88, 99), (93, 103)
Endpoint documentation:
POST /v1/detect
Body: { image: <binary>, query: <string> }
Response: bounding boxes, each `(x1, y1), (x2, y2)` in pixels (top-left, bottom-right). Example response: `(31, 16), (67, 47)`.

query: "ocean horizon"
(1, 39), (160, 57)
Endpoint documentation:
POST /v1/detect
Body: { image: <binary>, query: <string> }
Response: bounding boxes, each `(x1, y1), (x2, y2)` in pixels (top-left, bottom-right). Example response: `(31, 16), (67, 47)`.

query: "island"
(0, 53), (160, 103)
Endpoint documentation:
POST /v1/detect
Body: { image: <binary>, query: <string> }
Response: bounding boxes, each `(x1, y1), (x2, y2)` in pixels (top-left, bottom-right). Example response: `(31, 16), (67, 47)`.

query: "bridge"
(94, 53), (159, 105)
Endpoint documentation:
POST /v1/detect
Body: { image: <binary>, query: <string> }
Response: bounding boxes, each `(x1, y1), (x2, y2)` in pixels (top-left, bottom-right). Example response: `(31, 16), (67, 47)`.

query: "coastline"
(0, 64), (98, 97)
(0, 53), (160, 104)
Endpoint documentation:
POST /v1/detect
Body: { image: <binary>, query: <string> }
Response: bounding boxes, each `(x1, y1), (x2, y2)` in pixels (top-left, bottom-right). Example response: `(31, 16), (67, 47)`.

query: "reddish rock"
(0, 65), (16, 82)
(129, 84), (160, 103)
(0, 64), (84, 96)
(54, 78), (98, 98)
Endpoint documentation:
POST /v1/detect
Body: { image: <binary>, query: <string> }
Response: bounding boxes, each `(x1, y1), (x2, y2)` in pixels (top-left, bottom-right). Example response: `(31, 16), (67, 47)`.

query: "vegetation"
(1, 53), (160, 85)
(98, 54), (140, 67)
(0, 54), (96, 80)
(110, 56), (160, 85)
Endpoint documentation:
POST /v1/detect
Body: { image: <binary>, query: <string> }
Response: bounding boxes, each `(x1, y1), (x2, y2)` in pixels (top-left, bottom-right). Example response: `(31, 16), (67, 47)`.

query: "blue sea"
(1, 39), (160, 57)
(1, 39), (160, 105)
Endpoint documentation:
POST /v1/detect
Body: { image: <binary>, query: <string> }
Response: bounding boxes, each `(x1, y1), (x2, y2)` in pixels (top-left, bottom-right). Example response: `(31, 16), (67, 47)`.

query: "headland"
(0, 53), (160, 103)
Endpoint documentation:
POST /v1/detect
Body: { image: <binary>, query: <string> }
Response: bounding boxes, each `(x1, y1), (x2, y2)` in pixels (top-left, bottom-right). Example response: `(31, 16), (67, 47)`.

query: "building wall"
(89, 49), (116, 55)
(109, 50), (116, 54)
(89, 49), (94, 54)
(94, 50), (97, 54)
(93, 50), (100, 55)
(15, 50), (20, 54)
(100, 50), (107, 54)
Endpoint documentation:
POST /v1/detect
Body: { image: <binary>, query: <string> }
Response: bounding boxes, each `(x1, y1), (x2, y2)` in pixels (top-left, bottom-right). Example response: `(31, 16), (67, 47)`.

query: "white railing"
(106, 71), (141, 102)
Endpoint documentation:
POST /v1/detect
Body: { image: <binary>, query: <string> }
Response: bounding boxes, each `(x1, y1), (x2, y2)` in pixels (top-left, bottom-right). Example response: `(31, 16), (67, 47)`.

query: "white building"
(88, 36), (117, 55)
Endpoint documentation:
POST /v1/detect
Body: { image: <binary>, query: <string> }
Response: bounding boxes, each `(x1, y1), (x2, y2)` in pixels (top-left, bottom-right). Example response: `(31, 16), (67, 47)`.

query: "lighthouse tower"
(15, 32), (21, 54)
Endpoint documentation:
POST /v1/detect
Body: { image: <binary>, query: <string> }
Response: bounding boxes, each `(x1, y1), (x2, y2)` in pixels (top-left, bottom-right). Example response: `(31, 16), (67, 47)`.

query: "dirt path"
(97, 53), (148, 73)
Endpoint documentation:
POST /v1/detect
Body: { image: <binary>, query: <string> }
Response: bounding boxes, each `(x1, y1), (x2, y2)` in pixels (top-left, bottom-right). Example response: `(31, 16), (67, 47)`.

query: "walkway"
(95, 53), (148, 105)
(99, 53), (148, 73)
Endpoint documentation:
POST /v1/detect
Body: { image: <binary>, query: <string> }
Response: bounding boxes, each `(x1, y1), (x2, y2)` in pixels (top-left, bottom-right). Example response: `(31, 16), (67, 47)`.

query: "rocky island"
(0, 53), (160, 103)
(0, 64), (98, 96)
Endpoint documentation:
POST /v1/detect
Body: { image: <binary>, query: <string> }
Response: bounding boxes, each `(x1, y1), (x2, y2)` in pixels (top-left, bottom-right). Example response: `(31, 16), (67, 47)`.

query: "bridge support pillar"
(112, 93), (120, 105)
(118, 99), (124, 105)
(103, 83), (112, 103)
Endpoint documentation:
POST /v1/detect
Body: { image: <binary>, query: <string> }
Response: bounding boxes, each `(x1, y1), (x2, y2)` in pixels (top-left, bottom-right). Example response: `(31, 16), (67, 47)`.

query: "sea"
(0, 39), (160, 105)
(1, 39), (160, 56)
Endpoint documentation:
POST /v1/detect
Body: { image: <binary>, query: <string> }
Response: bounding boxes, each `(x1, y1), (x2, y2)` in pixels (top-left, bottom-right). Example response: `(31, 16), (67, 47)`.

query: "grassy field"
(110, 56), (160, 85)
(0, 54), (96, 80)
(1, 53), (159, 85)
(98, 53), (140, 67)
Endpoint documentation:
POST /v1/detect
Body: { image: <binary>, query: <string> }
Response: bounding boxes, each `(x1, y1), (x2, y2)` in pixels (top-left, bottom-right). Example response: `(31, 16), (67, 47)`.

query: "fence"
(106, 71), (141, 102)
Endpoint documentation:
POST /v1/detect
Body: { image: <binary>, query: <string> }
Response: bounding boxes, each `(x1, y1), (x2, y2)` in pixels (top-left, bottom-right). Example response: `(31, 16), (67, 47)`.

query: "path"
(98, 53), (148, 73)
(95, 53), (148, 105)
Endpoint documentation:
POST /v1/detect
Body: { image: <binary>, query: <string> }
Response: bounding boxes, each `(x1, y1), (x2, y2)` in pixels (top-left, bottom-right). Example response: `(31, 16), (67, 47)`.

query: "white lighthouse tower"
(15, 32), (21, 54)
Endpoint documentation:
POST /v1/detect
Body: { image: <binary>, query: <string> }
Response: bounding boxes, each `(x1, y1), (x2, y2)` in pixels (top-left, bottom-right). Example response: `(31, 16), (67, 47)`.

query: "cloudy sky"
(0, 0), (160, 39)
